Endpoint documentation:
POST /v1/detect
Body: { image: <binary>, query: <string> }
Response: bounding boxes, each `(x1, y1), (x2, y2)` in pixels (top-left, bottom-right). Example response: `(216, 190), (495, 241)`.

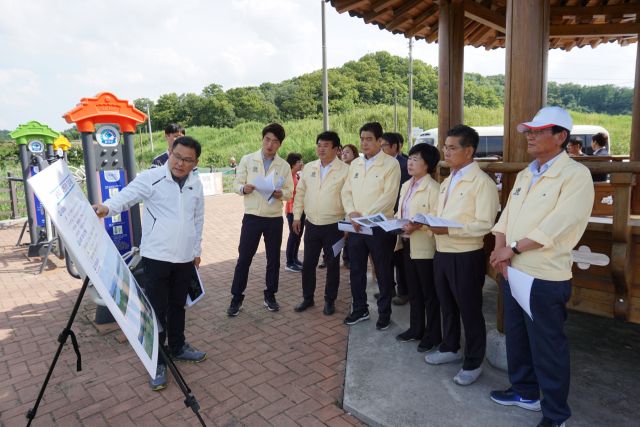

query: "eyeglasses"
(523, 128), (551, 138)
(172, 153), (196, 165)
(380, 144), (390, 149)
(442, 145), (462, 153)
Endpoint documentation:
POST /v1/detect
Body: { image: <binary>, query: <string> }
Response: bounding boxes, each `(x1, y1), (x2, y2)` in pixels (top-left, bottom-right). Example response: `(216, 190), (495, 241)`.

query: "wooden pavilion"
(327, 0), (640, 327)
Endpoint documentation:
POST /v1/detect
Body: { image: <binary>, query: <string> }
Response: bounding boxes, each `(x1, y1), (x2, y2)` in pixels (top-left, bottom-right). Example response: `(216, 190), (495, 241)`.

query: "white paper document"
(253, 172), (277, 201)
(352, 213), (388, 228)
(412, 213), (463, 228)
(507, 267), (535, 321)
(338, 220), (373, 235)
(186, 264), (205, 307)
(332, 237), (346, 257)
(29, 161), (159, 377)
(377, 219), (412, 233)
(269, 176), (285, 205)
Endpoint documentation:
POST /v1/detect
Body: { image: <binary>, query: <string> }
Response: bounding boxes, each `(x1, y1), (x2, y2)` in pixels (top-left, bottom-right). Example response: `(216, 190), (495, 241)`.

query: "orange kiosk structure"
(327, 1), (640, 331)
(63, 92), (147, 324)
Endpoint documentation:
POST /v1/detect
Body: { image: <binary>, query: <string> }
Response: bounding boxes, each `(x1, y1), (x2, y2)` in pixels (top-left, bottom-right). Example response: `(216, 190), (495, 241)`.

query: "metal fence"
(1, 167), (234, 220)
(0, 172), (87, 220)
(207, 166), (236, 194)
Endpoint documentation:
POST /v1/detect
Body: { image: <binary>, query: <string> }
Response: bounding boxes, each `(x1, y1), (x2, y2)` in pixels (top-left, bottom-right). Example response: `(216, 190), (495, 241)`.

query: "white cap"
(517, 106), (573, 133)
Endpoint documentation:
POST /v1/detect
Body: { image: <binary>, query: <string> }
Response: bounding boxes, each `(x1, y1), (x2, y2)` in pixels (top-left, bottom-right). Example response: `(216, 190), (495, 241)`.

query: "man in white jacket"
(93, 136), (206, 391)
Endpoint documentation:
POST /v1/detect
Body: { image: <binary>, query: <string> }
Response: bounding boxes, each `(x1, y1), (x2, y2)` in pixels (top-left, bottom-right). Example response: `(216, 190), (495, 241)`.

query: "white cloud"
(0, 0), (636, 131)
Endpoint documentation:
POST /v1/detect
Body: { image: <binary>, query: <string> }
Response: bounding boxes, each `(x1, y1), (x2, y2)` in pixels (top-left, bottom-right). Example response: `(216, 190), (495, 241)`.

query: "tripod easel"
(25, 276), (208, 426)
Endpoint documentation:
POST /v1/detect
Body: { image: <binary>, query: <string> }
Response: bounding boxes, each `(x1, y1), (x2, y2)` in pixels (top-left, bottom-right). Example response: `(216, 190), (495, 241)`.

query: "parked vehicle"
(414, 125), (610, 157)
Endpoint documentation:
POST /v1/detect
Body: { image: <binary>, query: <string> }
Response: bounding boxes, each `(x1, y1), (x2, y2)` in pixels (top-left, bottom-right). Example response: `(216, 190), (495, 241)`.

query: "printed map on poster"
(29, 161), (158, 377)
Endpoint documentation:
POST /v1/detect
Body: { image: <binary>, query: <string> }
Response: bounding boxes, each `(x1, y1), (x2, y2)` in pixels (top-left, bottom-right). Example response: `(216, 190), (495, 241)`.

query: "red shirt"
(285, 172), (298, 214)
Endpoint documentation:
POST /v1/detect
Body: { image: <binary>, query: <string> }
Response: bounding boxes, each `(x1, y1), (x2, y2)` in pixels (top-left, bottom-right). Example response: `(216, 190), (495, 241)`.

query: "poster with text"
(29, 161), (158, 377)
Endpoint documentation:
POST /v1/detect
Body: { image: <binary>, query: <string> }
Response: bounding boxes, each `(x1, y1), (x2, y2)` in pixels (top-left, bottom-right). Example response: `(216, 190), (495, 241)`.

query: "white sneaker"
(454, 367), (483, 385)
(425, 350), (463, 365)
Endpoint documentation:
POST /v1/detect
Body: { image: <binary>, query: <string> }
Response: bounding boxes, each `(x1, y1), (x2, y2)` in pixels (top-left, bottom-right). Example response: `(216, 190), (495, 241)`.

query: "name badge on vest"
(354, 173), (359, 179)
(253, 166), (258, 172)
(311, 172), (316, 177)
(513, 187), (521, 196)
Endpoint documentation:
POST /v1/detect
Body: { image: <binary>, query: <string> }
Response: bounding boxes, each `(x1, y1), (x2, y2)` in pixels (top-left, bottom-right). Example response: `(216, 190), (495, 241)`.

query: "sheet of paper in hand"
(187, 264), (205, 307)
(377, 218), (412, 233)
(338, 220), (373, 235)
(412, 213), (463, 228)
(28, 161), (159, 376)
(352, 213), (388, 228)
(252, 172), (276, 200)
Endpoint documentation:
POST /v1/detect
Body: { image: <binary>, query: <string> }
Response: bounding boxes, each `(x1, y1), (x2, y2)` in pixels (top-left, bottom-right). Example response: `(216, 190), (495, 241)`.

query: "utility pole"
(394, 88), (398, 132)
(322, 0), (329, 131)
(146, 104), (154, 152)
(138, 127), (143, 157)
(407, 37), (414, 149)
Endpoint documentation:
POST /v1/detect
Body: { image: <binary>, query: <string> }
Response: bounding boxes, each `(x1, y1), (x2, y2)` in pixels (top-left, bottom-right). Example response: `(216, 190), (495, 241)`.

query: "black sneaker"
(264, 296), (280, 311)
(417, 339), (439, 353)
(227, 300), (242, 316)
(537, 417), (565, 427)
(396, 330), (418, 342)
(343, 260), (350, 269)
(376, 318), (390, 331)
(344, 310), (370, 325)
(294, 259), (303, 267)
(318, 259), (327, 269)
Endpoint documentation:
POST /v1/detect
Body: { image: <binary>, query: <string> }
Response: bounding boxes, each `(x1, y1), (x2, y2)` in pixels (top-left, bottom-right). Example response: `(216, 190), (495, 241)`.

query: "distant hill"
(133, 51), (633, 133)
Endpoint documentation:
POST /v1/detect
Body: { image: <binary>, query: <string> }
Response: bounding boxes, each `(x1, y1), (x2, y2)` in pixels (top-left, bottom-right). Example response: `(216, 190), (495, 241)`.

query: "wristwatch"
(510, 241), (521, 255)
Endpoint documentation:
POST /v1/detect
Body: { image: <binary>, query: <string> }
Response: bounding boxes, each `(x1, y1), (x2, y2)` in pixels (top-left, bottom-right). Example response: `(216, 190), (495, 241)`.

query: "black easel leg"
(159, 346), (207, 426)
(26, 276), (89, 426)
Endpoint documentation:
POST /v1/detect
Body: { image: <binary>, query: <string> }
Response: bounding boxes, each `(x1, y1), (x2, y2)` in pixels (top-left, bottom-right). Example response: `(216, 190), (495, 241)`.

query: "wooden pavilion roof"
(328, 0), (640, 51)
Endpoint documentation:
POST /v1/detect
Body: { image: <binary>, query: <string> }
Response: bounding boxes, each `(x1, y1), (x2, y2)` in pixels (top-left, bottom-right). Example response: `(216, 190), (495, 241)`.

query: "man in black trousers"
(341, 122), (401, 330)
(291, 131), (350, 315)
(227, 123), (294, 315)
(425, 125), (500, 386)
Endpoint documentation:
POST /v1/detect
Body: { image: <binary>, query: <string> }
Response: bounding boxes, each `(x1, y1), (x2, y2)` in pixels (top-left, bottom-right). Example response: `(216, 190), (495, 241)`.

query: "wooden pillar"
(630, 41), (640, 213)
(497, 0), (550, 334)
(437, 0), (465, 151)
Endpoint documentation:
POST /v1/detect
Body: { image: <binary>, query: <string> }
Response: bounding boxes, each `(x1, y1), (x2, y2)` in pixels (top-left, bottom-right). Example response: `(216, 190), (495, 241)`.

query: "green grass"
(0, 105), (633, 220)
(133, 105), (631, 168)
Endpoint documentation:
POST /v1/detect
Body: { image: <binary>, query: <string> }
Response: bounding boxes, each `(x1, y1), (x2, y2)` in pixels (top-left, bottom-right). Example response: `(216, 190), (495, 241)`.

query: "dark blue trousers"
(231, 214), (283, 302)
(503, 277), (572, 423)
(285, 212), (305, 265)
(348, 227), (396, 319)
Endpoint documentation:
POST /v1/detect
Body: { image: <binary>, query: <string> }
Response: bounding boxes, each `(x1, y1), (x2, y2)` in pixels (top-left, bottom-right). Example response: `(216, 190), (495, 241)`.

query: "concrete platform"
(343, 275), (640, 427)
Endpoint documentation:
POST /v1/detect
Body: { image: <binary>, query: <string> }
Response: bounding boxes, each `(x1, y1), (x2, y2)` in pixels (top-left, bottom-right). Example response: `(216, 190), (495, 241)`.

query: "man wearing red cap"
(488, 106), (595, 427)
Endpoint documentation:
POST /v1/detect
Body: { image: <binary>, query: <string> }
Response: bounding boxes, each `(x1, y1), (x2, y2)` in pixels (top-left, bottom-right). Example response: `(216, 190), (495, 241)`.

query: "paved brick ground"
(0, 195), (366, 427)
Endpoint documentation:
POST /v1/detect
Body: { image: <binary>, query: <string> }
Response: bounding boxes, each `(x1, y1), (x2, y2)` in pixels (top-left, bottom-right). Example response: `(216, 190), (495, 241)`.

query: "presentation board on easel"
(29, 161), (159, 377)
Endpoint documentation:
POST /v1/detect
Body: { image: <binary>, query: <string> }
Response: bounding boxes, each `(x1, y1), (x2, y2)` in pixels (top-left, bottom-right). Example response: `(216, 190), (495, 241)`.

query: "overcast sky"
(1, 0), (637, 132)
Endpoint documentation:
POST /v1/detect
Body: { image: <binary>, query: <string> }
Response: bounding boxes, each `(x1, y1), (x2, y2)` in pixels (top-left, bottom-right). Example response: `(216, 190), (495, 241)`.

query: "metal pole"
(322, 0), (329, 132)
(81, 132), (100, 205)
(19, 145), (40, 255)
(407, 38), (414, 149)
(139, 127), (143, 157)
(46, 143), (54, 159)
(394, 88), (398, 132)
(123, 132), (142, 247)
(147, 105), (154, 152)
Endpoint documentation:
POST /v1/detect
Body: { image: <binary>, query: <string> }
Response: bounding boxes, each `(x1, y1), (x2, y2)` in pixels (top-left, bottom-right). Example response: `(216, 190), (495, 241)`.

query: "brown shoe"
(392, 294), (409, 306)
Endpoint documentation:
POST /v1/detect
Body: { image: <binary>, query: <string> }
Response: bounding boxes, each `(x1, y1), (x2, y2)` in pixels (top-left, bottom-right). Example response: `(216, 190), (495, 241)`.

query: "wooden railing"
(437, 159), (640, 322)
